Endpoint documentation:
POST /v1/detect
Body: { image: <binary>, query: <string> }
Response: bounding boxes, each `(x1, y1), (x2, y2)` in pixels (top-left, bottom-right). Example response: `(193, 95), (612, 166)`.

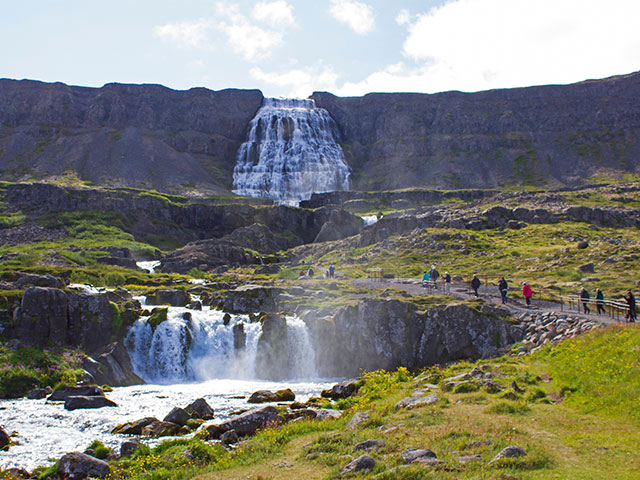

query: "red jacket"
(522, 284), (533, 298)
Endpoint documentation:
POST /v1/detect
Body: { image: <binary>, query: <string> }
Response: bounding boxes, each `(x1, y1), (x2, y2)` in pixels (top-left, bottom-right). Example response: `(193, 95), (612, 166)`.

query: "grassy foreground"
(24, 324), (639, 480)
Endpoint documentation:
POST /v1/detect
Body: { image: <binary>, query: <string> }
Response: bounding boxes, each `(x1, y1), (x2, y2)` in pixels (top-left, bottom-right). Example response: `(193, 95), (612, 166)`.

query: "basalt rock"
(81, 342), (143, 387)
(58, 452), (110, 479)
(201, 406), (281, 439)
(64, 395), (118, 410)
(304, 298), (522, 377)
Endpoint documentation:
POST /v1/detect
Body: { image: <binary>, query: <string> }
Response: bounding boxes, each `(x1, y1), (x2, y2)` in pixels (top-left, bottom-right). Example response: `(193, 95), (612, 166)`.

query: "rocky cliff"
(2, 73), (639, 194)
(312, 72), (640, 190)
(0, 79), (263, 193)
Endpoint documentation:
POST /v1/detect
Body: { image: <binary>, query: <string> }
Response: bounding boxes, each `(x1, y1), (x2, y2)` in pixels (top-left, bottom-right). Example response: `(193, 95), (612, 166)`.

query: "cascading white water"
(125, 305), (318, 383)
(232, 97), (351, 205)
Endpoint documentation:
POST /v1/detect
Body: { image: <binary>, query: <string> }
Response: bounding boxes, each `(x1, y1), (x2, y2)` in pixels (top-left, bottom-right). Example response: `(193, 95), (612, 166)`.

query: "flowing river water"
(0, 294), (335, 471)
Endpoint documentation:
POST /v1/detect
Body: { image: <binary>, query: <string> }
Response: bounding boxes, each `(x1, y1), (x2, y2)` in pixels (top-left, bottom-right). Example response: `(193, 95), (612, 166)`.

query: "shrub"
(485, 401), (531, 415)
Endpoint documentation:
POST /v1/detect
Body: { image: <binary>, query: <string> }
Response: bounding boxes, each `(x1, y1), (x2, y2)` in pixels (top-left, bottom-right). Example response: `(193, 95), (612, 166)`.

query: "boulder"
(163, 407), (191, 426)
(184, 398), (214, 420)
(141, 420), (186, 437)
(275, 388), (295, 401)
(65, 396), (118, 410)
(354, 439), (385, 452)
(120, 439), (143, 457)
(402, 448), (437, 463)
(341, 454), (376, 475)
(0, 426), (10, 450)
(112, 417), (159, 435)
(394, 393), (439, 410)
(220, 429), (239, 445)
(578, 262), (595, 273)
(488, 445), (527, 464)
(346, 412), (370, 429)
(247, 390), (278, 403)
(321, 381), (357, 399)
(27, 386), (52, 399)
(314, 409), (342, 421)
(201, 406), (281, 439)
(58, 452), (110, 479)
(49, 386), (105, 401)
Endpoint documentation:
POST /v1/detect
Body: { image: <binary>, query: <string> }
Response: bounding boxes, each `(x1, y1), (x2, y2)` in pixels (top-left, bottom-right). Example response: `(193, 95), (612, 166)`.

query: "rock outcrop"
(302, 299), (522, 377)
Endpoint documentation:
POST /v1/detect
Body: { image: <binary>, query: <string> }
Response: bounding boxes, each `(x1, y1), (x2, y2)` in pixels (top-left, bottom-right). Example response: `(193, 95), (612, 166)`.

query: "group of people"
(422, 265), (451, 294)
(298, 264), (336, 279)
(580, 287), (636, 321)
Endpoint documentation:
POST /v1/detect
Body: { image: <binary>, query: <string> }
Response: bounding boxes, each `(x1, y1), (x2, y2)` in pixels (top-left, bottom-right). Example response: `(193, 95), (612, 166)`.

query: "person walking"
(580, 287), (591, 314)
(498, 277), (508, 304)
(625, 290), (637, 322)
(522, 282), (533, 307)
(329, 265), (335, 278)
(471, 274), (481, 297)
(595, 288), (606, 315)
(429, 265), (440, 289)
(443, 271), (451, 294)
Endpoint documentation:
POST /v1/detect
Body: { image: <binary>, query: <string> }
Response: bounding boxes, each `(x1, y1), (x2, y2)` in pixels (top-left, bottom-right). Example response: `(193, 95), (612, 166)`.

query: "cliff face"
(0, 79), (263, 193)
(312, 72), (640, 190)
(2, 73), (639, 194)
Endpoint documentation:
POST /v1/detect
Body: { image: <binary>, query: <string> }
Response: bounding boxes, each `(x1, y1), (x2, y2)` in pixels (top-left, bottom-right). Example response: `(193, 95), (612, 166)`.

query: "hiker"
(443, 271), (452, 294)
(307, 267), (314, 278)
(470, 274), (481, 297)
(498, 277), (508, 304)
(522, 282), (533, 307)
(625, 290), (637, 322)
(580, 287), (591, 314)
(596, 288), (606, 315)
(429, 265), (440, 289)
(329, 265), (335, 278)
(422, 271), (431, 288)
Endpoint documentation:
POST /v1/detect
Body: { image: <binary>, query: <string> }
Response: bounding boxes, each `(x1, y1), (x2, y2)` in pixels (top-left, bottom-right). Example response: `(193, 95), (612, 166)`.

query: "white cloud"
(216, 2), (283, 61)
(250, 65), (339, 98)
(335, 0), (640, 95)
(152, 19), (210, 48)
(329, 0), (374, 35)
(395, 9), (410, 26)
(252, 0), (296, 27)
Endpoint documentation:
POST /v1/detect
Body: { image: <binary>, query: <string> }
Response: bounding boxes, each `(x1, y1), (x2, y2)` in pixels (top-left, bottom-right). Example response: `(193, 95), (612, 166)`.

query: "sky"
(2, 0), (639, 98)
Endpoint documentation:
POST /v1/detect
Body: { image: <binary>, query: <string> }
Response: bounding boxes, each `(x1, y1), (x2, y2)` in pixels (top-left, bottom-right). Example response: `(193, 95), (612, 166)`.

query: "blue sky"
(2, 0), (639, 97)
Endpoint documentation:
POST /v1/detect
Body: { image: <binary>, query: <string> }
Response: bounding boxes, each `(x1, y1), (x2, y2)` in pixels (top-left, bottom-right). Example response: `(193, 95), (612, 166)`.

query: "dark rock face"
(255, 313), (289, 380)
(64, 395), (118, 410)
(0, 426), (10, 450)
(304, 299), (522, 377)
(81, 342), (144, 387)
(13, 287), (114, 351)
(0, 79), (263, 194)
(58, 452), (110, 479)
(312, 72), (640, 190)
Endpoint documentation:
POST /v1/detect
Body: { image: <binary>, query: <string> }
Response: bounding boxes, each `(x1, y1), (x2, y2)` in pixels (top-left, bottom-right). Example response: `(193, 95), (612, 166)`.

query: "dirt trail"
(351, 277), (624, 326)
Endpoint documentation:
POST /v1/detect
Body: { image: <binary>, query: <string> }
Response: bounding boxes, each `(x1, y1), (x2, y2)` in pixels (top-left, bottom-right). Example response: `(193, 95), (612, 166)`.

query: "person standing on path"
(580, 287), (591, 314)
(422, 271), (431, 289)
(443, 271), (451, 294)
(498, 277), (508, 304)
(471, 274), (481, 297)
(595, 288), (606, 315)
(625, 290), (637, 322)
(329, 265), (335, 278)
(522, 282), (533, 307)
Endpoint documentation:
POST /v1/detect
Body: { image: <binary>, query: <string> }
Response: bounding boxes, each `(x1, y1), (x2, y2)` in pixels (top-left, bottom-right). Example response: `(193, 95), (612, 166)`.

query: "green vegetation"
(0, 346), (83, 397)
(30, 324), (634, 479)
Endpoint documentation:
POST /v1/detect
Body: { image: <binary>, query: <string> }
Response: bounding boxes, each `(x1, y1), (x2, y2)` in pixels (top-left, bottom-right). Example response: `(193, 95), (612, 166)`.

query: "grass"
(22, 325), (640, 479)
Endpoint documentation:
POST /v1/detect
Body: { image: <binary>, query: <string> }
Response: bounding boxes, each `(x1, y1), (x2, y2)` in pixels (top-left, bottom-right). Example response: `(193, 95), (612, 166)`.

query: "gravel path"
(351, 277), (624, 326)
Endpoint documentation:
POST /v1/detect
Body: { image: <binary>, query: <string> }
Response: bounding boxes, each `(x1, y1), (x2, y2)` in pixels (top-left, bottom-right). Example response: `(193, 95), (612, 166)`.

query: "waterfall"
(232, 97), (351, 205)
(125, 306), (318, 383)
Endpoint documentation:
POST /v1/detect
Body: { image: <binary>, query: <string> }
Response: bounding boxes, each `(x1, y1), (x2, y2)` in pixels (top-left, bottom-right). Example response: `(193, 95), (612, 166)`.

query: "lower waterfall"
(125, 305), (317, 383)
